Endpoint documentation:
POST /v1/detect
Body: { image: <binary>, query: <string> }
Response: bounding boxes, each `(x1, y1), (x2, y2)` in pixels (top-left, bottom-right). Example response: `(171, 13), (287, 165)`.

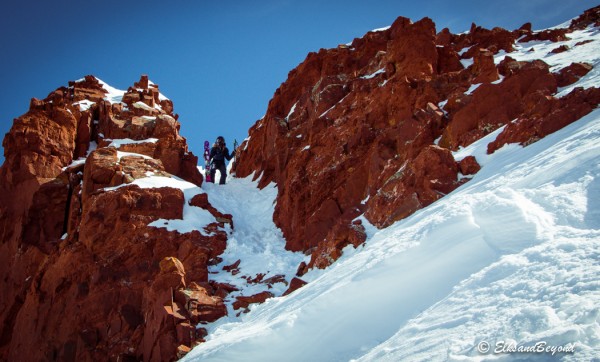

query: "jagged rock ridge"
(0, 75), (232, 361)
(234, 6), (600, 273)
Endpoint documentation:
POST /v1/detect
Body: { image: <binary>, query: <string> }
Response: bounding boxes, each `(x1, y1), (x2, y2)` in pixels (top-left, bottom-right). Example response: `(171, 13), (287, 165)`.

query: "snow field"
(184, 103), (600, 362)
(198, 168), (308, 323)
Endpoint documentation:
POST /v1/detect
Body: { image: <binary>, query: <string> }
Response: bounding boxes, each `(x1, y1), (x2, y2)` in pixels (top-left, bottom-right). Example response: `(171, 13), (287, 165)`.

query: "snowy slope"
(183, 109), (600, 362)
(201, 175), (308, 316)
(181, 18), (600, 362)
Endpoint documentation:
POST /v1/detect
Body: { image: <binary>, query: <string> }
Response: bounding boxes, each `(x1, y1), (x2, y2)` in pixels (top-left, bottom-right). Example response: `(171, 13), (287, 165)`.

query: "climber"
(208, 136), (235, 185)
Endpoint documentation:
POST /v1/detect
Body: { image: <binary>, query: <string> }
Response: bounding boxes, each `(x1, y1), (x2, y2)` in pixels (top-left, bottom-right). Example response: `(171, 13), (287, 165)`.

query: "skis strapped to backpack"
(232, 139), (239, 173)
(203, 140), (212, 182)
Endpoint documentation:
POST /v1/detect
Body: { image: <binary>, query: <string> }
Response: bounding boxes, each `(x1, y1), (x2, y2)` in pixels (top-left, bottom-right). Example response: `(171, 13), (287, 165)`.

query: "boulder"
(283, 278), (308, 296)
(459, 156), (481, 175)
(554, 62), (593, 87)
(174, 285), (227, 323)
(232, 291), (275, 311)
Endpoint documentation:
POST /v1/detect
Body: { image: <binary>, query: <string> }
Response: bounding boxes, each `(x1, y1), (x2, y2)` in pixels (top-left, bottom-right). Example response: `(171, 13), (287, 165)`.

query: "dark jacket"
(210, 145), (233, 165)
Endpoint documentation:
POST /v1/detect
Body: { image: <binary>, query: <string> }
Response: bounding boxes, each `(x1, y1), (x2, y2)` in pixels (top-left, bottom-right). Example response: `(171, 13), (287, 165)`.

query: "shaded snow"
(465, 82), (482, 95)
(460, 57), (474, 68)
(88, 141), (97, 154)
(197, 169), (308, 329)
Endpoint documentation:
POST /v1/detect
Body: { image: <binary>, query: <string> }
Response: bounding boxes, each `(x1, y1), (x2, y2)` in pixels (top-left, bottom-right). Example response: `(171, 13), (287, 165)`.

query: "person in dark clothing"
(209, 136), (235, 185)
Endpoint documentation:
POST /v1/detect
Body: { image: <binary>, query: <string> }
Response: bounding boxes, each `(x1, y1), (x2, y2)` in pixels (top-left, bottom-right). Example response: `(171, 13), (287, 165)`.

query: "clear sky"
(0, 0), (597, 165)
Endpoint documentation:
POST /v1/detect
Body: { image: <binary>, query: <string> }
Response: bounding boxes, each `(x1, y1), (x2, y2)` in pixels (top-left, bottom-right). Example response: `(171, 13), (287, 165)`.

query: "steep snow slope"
(356, 109), (600, 362)
(182, 19), (600, 362)
(184, 108), (600, 362)
(201, 176), (307, 314)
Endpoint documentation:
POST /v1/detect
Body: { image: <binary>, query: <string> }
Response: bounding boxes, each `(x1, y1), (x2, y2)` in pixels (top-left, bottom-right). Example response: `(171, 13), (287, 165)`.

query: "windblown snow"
(179, 15), (600, 362)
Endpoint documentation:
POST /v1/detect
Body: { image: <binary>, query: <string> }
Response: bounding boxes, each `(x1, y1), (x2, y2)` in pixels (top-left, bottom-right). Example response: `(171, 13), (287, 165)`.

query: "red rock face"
(439, 58), (557, 150)
(235, 6), (600, 270)
(569, 6), (600, 30)
(0, 76), (221, 361)
(365, 145), (461, 227)
(2, 5), (600, 361)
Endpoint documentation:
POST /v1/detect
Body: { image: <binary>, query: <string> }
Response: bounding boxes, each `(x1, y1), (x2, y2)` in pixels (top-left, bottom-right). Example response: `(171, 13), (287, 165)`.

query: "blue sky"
(0, 0), (597, 165)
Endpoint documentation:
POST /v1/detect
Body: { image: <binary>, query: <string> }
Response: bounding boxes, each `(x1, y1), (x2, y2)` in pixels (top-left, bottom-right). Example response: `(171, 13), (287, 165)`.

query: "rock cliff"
(234, 6), (600, 272)
(0, 75), (229, 361)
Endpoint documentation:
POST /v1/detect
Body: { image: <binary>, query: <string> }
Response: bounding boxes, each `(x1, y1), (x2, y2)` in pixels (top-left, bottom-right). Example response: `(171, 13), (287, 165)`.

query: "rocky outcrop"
(282, 277), (308, 296)
(2, 5), (600, 361)
(555, 62), (593, 87)
(234, 6), (600, 271)
(232, 291), (274, 312)
(0, 76), (222, 361)
(364, 145), (463, 228)
(459, 156), (481, 176)
(439, 58), (557, 149)
(488, 86), (600, 153)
